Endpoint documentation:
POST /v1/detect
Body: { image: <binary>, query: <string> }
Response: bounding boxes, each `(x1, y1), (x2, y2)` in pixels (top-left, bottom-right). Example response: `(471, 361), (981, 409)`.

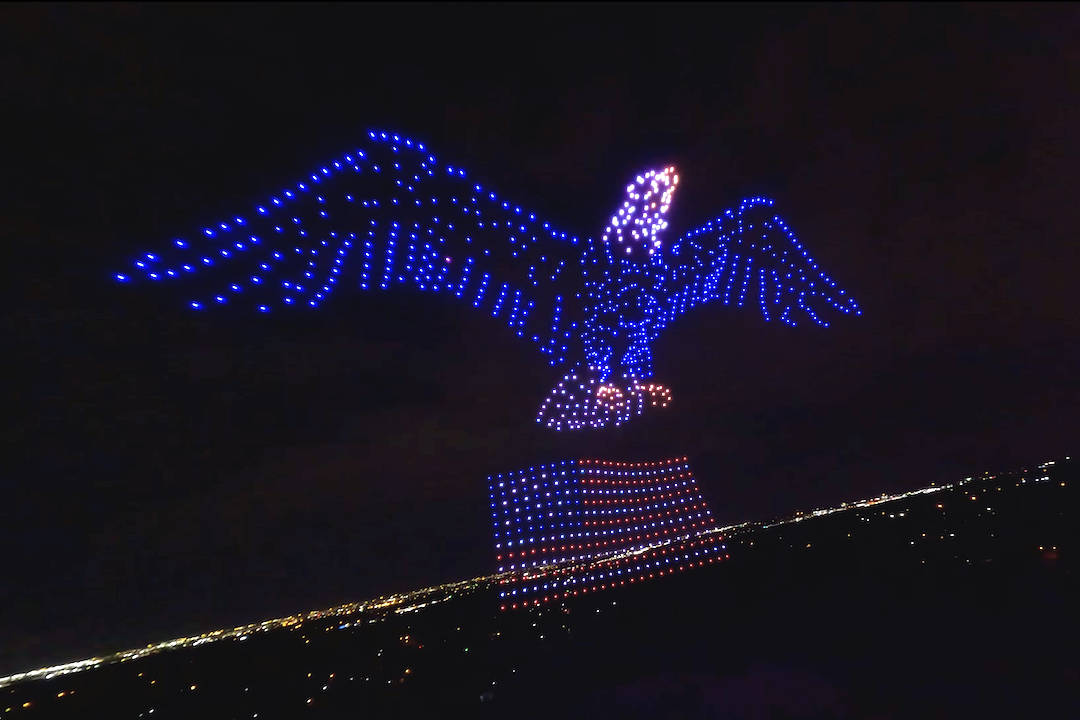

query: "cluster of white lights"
(602, 167), (677, 257)
(488, 457), (715, 573)
(118, 131), (859, 430)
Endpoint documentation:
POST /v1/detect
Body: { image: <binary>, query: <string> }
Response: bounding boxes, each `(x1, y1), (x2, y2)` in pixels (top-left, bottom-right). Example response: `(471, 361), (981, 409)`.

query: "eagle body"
(118, 131), (859, 430)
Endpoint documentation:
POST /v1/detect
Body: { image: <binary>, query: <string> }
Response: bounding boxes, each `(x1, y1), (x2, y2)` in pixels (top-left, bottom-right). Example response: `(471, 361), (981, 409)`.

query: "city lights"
(0, 456), (1070, 693)
(118, 131), (860, 430)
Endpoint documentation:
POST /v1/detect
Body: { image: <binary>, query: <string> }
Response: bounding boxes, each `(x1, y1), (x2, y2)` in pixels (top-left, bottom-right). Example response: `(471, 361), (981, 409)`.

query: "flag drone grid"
(489, 457), (726, 610)
(117, 130), (859, 431)
(498, 533), (728, 611)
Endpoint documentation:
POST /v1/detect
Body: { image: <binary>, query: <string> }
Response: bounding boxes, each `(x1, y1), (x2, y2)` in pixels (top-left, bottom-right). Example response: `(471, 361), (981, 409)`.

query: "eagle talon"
(536, 365), (672, 430)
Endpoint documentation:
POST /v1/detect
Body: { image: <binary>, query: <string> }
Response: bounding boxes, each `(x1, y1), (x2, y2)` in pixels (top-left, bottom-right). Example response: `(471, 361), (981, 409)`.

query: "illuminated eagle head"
(602, 166), (678, 257)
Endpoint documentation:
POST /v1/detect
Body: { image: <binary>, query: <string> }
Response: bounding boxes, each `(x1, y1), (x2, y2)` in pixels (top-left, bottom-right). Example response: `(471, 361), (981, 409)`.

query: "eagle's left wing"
(660, 197), (860, 328)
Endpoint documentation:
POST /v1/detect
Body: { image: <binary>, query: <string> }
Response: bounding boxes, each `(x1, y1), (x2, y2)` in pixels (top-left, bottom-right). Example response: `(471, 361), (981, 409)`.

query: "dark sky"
(4, 3), (1079, 673)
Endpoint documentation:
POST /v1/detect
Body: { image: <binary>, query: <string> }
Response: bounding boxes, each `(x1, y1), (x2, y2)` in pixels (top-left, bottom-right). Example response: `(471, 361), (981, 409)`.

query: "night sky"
(4, 3), (1079, 674)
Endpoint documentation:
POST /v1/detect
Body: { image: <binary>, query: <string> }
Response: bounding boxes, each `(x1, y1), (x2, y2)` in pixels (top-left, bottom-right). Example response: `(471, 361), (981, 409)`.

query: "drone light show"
(118, 131), (860, 430)
(488, 457), (725, 609)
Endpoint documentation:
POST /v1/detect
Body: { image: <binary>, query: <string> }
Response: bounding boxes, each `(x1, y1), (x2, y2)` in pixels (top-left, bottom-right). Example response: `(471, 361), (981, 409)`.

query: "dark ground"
(5, 456), (1076, 719)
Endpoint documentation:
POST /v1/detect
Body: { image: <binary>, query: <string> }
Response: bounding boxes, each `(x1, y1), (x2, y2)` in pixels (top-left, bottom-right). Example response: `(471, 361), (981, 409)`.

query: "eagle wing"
(660, 197), (860, 328)
(117, 131), (585, 368)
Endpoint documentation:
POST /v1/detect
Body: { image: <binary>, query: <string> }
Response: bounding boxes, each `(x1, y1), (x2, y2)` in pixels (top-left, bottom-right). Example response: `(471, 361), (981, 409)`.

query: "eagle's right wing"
(662, 197), (860, 328)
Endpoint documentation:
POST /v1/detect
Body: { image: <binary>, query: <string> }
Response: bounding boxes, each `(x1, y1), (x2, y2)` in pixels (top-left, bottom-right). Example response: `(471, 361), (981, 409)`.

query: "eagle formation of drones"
(117, 131), (860, 430)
